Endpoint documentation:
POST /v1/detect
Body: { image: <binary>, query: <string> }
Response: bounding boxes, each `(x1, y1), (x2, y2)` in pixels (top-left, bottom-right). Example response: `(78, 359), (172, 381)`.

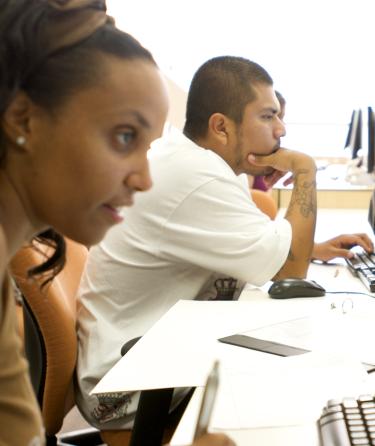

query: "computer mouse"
(268, 278), (326, 299)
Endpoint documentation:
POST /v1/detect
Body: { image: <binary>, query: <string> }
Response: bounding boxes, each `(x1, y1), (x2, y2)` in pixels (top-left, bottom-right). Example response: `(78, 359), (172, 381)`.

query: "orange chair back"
(250, 189), (278, 220)
(10, 238), (88, 436)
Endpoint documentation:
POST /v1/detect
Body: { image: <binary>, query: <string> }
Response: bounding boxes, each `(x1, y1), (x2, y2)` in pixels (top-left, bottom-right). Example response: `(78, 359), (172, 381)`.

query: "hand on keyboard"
(313, 234), (374, 263)
(346, 250), (375, 292)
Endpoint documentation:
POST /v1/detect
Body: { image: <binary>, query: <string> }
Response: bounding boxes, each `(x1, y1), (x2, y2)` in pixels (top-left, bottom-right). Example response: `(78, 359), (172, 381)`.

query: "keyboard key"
(347, 414), (363, 420)
(343, 398), (359, 408)
(358, 395), (374, 401)
(346, 408), (362, 414)
(327, 399), (344, 407)
(349, 426), (367, 433)
(349, 419), (367, 426)
(351, 431), (370, 438)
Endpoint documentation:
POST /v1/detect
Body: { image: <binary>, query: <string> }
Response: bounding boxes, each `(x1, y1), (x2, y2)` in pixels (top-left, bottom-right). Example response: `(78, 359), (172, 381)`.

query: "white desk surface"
(171, 208), (375, 446)
(92, 208), (375, 445)
(171, 386), (321, 446)
(170, 262), (375, 446)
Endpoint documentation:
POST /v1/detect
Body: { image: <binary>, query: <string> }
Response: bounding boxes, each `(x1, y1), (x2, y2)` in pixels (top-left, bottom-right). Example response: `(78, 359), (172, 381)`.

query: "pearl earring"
(16, 136), (26, 146)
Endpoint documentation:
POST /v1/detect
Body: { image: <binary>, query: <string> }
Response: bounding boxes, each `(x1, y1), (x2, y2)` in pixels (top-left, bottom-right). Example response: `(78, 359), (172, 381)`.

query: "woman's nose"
(126, 162), (153, 192)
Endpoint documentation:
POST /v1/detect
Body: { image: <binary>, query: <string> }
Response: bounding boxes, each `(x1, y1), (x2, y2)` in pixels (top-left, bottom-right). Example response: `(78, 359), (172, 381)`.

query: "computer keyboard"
(319, 395), (375, 445)
(345, 250), (375, 292)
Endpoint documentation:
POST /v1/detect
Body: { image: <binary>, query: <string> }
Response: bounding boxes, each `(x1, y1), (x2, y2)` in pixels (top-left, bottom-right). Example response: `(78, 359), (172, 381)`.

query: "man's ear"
(207, 113), (233, 145)
(2, 92), (33, 149)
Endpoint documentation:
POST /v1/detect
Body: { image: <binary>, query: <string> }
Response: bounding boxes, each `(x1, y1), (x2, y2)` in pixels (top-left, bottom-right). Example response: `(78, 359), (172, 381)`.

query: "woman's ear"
(2, 92), (33, 149)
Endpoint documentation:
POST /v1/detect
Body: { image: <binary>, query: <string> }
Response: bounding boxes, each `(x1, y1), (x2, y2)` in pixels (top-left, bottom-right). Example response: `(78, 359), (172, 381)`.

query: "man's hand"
(263, 169), (289, 188)
(248, 147), (316, 175)
(248, 148), (315, 189)
(312, 233), (374, 262)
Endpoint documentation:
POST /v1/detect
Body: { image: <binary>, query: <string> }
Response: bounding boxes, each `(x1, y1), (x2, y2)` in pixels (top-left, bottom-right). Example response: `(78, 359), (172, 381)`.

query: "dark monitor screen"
(353, 109), (362, 159)
(344, 109), (355, 148)
(367, 106), (375, 173)
(344, 109), (362, 159)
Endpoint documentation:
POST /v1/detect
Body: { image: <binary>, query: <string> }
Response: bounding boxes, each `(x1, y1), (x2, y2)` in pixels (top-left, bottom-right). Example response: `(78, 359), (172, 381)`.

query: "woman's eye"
(116, 130), (135, 147)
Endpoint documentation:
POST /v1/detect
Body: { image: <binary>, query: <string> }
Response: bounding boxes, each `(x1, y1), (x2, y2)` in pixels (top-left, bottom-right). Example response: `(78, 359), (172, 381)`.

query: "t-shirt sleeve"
(158, 176), (292, 286)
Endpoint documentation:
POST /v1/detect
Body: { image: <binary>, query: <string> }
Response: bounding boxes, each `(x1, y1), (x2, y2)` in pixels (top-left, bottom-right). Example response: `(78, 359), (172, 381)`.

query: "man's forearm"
(276, 161), (317, 279)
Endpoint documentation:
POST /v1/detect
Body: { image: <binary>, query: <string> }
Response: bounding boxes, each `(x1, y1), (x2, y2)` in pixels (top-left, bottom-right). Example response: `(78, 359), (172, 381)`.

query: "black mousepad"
(218, 334), (310, 356)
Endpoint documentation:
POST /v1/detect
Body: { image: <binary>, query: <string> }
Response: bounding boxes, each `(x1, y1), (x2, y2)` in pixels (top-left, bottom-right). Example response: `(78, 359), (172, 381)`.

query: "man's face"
(230, 84), (285, 175)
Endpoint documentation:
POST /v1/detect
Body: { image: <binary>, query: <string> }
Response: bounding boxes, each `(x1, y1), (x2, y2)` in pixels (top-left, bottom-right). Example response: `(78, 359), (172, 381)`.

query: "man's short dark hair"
(184, 56), (273, 140)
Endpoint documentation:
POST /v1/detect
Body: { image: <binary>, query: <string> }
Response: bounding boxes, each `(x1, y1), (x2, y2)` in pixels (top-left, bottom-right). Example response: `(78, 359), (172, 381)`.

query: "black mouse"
(268, 278), (326, 299)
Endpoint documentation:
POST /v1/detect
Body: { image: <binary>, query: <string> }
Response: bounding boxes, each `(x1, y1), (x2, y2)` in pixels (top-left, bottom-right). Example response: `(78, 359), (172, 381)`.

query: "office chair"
(10, 237), (104, 446)
(10, 238), (178, 446)
(250, 189), (278, 220)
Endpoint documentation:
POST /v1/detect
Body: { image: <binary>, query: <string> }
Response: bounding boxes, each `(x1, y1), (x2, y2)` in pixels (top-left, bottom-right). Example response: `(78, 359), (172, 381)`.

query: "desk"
(272, 186), (373, 209)
(92, 208), (375, 445)
(271, 165), (373, 209)
(171, 387), (320, 446)
(171, 209), (375, 445)
(170, 260), (375, 446)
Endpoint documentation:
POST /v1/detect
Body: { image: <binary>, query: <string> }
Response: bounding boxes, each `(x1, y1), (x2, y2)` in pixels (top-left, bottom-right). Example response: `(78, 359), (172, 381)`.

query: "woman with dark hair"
(0, 1), (234, 445)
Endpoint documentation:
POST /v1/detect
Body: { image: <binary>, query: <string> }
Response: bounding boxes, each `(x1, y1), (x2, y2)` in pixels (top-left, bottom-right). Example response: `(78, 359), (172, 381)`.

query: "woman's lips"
(102, 204), (125, 223)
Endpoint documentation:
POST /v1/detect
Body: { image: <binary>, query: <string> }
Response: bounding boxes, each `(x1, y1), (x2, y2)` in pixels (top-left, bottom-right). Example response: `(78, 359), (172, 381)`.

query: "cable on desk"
(325, 291), (375, 373)
(325, 290), (375, 299)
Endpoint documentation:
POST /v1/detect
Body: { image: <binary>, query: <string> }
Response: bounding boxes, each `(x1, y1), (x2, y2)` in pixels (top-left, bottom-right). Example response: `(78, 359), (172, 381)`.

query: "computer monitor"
(344, 109), (355, 148)
(344, 109), (362, 159)
(367, 106), (375, 173)
(353, 109), (362, 159)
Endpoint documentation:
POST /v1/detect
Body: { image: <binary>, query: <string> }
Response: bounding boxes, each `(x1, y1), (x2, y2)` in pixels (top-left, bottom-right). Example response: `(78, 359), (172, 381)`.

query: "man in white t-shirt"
(75, 56), (373, 431)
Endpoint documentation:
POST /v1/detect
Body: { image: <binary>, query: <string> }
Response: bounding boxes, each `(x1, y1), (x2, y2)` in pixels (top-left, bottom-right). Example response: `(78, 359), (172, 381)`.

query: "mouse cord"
(325, 291), (375, 299)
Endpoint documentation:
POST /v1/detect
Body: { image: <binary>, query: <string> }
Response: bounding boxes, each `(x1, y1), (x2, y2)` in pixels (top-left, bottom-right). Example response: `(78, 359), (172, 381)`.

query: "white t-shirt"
(75, 130), (292, 427)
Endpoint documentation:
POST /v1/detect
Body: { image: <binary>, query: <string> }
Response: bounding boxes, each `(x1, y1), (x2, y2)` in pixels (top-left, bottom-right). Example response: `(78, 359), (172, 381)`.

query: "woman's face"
(23, 56), (168, 245)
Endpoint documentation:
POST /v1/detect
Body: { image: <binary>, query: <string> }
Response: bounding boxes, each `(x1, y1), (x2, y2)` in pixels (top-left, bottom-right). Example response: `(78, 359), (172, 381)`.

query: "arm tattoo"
(285, 169), (317, 218)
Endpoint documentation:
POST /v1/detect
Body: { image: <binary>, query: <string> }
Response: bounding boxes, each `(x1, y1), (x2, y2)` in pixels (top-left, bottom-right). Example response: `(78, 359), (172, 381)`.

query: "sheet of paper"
(211, 351), (370, 429)
(92, 298), (328, 394)
(246, 295), (375, 365)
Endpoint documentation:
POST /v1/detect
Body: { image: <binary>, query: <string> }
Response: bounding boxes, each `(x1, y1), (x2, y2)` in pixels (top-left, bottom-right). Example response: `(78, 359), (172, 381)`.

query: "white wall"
(107, 0), (375, 156)
(164, 76), (186, 131)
